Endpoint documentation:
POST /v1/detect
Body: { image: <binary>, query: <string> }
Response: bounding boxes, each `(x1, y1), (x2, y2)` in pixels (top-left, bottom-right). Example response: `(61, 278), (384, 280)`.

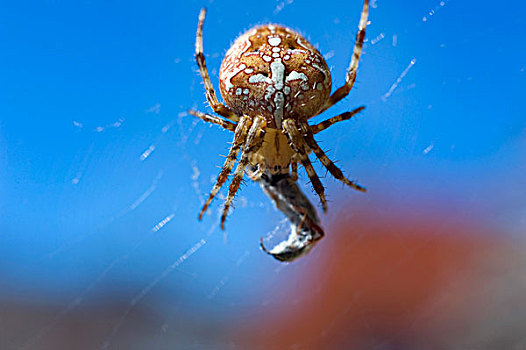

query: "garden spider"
(190, 0), (369, 233)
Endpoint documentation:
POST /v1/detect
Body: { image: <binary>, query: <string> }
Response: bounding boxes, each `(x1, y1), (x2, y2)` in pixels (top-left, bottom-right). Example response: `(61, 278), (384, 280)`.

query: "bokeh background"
(1, 0), (525, 349)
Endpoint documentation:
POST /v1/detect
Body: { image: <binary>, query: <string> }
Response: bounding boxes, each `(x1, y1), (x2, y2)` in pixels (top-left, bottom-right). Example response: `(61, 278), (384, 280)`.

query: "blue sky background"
(1, 0), (525, 347)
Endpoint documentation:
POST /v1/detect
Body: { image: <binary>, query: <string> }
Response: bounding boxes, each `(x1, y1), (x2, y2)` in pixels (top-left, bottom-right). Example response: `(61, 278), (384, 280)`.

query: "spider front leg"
(315, 0), (369, 116)
(283, 119), (328, 212)
(195, 8), (239, 122)
(188, 109), (236, 132)
(220, 116), (266, 229)
(300, 122), (366, 192)
(310, 106), (365, 134)
(199, 116), (251, 220)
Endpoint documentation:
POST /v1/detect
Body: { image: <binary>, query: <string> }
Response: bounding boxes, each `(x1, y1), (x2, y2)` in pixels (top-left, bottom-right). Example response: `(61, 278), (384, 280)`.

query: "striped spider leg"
(194, 8), (239, 122)
(314, 0), (369, 117)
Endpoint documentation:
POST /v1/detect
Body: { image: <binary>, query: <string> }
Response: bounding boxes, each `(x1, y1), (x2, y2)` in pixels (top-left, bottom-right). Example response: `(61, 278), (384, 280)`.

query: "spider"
(189, 0), (369, 231)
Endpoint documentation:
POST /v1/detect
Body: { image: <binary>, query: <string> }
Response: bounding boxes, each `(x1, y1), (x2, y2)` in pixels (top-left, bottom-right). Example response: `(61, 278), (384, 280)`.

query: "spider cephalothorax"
(189, 1), (369, 260)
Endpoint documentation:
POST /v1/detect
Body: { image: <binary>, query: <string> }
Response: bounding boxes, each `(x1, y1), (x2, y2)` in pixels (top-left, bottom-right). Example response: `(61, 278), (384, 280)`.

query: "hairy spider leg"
(220, 116), (266, 229)
(301, 122), (366, 192)
(188, 109), (236, 132)
(310, 106), (365, 134)
(283, 119), (328, 212)
(198, 116), (252, 220)
(195, 8), (239, 122)
(315, 0), (369, 117)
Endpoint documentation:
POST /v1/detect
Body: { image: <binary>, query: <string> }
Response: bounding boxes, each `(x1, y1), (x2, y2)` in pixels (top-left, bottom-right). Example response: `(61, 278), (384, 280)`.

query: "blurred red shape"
(233, 202), (516, 349)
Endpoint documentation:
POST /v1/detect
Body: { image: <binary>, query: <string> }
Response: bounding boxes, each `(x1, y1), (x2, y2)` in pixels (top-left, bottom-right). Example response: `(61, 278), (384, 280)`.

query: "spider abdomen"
(219, 25), (332, 129)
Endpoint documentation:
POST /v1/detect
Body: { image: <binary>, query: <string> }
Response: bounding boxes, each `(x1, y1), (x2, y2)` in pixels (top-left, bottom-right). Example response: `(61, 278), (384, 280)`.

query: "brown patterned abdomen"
(219, 25), (331, 128)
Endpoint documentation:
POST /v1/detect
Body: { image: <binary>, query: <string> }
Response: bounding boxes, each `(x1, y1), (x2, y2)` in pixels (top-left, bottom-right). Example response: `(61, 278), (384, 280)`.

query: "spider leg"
(188, 109), (236, 132)
(195, 8), (239, 122)
(315, 0), (369, 116)
(300, 122), (366, 192)
(290, 160), (298, 181)
(283, 119), (328, 212)
(310, 106), (365, 134)
(220, 116), (266, 229)
(198, 116), (251, 220)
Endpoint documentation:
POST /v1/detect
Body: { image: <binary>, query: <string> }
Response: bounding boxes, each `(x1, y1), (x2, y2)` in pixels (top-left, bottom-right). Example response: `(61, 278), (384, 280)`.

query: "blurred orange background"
(233, 201), (522, 349)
